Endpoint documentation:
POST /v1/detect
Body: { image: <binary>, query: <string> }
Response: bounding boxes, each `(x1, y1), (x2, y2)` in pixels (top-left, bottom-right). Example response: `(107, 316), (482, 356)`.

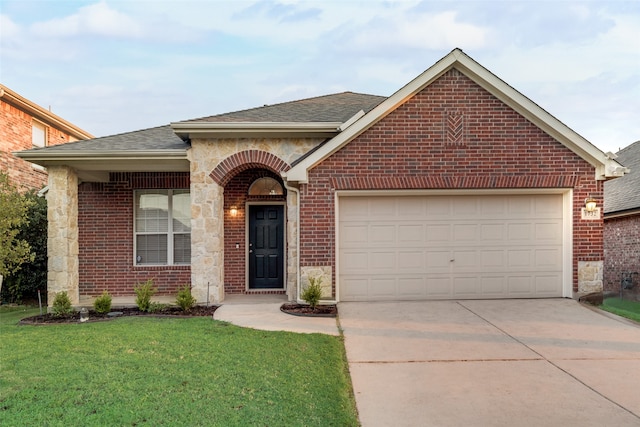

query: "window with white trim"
(32, 120), (47, 147)
(134, 190), (190, 265)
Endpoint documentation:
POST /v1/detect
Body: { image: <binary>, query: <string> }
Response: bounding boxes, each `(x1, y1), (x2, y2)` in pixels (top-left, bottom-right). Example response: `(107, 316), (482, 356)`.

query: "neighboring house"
(0, 84), (93, 190)
(16, 49), (628, 307)
(604, 141), (640, 300)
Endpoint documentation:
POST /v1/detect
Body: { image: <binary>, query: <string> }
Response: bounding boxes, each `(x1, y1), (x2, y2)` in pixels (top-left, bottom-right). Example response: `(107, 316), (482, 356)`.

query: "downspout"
(282, 180), (301, 303)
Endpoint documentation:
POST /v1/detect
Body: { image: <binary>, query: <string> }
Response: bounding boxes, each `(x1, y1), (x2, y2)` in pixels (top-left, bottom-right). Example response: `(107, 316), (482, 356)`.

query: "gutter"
(171, 121), (342, 139)
(14, 149), (188, 161)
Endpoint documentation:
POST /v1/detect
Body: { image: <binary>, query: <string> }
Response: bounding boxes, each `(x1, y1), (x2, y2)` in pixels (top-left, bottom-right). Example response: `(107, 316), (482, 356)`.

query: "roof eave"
(170, 121), (342, 139)
(0, 85), (94, 140)
(14, 150), (190, 182)
(285, 48), (629, 183)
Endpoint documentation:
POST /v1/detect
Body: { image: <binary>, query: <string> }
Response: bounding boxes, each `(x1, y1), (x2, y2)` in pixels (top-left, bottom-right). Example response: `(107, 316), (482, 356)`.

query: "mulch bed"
(19, 305), (219, 325)
(280, 303), (337, 317)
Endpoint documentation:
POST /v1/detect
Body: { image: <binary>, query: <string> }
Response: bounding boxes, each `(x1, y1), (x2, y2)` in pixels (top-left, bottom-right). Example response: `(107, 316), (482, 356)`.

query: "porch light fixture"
(230, 206), (238, 217)
(584, 197), (597, 212)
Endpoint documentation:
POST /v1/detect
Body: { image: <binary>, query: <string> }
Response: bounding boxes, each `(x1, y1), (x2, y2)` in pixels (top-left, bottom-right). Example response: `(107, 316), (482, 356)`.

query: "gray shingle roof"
(23, 125), (187, 152)
(180, 92), (386, 123)
(604, 140), (640, 214)
(19, 92), (385, 155)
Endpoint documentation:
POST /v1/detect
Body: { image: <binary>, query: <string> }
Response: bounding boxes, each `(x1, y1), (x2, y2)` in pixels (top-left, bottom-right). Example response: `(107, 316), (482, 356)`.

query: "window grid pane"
(136, 234), (168, 264)
(172, 191), (191, 233)
(173, 234), (191, 264)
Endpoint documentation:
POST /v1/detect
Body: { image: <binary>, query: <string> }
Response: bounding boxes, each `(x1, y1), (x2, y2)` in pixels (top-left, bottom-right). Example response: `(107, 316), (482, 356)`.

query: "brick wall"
(0, 99), (75, 190)
(300, 68), (601, 296)
(604, 214), (640, 300)
(78, 172), (191, 297)
(223, 168), (286, 294)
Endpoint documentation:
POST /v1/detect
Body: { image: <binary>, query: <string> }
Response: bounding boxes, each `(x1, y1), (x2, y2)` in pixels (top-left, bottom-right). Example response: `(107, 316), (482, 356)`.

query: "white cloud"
(30, 1), (144, 38)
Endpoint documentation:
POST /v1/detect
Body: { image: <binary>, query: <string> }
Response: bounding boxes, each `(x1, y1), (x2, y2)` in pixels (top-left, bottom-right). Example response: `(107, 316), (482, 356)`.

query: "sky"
(1, 0), (639, 154)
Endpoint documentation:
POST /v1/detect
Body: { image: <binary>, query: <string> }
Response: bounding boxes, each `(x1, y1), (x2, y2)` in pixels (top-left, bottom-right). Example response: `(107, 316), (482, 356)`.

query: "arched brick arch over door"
(210, 150), (291, 186)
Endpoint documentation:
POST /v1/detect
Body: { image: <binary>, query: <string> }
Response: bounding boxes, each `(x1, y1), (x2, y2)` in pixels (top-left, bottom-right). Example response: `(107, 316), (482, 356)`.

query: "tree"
(0, 172), (34, 279)
(2, 189), (47, 302)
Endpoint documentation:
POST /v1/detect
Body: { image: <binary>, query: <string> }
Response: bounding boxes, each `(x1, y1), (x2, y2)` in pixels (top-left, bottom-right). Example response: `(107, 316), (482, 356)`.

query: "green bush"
(93, 290), (112, 314)
(301, 276), (323, 310)
(176, 285), (196, 312)
(148, 302), (168, 313)
(134, 279), (157, 312)
(1, 187), (45, 304)
(52, 291), (73, 317)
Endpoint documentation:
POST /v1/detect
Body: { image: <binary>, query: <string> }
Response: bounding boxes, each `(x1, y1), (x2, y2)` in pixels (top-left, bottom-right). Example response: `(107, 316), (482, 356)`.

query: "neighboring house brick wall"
(0, 94), (82, 190)
(300, 69), (602, 296)
(77, 172), (190, 297)
(604, 215), (640, 299)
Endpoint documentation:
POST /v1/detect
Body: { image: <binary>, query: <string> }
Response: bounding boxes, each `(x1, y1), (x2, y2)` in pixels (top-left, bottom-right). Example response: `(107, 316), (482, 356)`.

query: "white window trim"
(133, 189), (190, 266)
(32, 119), (47, 148)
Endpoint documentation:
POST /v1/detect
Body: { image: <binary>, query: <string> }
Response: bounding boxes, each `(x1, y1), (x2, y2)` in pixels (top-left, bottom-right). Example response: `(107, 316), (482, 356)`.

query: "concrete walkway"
(213, 294), (339, 336)
(339, 299), (640, 427)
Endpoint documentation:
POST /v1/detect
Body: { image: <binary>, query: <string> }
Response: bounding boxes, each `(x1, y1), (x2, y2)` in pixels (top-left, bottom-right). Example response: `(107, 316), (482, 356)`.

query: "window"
(248, 177), (284, 195)
(134, 190), (190, 265)
(32, 120), (47, 147)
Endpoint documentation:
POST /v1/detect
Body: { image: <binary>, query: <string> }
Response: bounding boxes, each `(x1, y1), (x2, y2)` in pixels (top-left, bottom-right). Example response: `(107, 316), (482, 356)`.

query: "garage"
(338, 193), (566, 301)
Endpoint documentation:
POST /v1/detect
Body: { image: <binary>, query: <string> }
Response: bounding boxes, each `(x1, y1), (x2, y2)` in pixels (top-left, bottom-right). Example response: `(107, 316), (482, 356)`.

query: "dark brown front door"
(248, 205), (284, 289)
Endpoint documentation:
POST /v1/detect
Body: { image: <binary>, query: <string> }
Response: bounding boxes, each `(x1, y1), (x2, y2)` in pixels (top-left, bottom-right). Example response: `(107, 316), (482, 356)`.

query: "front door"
(248, 205), (284, 289)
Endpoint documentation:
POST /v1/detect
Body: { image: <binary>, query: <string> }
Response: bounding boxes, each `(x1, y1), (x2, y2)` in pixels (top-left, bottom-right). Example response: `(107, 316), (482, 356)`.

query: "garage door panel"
(339, 194), (564, 301)
(426, 277), (453, 297)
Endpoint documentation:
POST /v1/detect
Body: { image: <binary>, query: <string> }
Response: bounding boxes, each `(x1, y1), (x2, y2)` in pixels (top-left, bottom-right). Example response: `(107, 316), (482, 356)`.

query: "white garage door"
(338, 194), (564, 301)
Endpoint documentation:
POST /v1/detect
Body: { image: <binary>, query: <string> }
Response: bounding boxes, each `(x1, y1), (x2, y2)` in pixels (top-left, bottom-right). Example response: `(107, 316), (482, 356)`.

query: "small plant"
(52, 291), (73, 317)
(301, 276), (323, 310)
(176, 285), (196, 312)
(147, 302), (168, 313)
(93, 290), (112, 314)
(134, 279), (157, 312)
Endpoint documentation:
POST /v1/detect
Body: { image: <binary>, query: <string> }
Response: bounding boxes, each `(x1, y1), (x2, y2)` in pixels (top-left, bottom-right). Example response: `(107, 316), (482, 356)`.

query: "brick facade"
(604, 215), (640, 300)
(300, 69), (602, 296)
(77, 172), (191, 297)
(1, 91), (86, 190)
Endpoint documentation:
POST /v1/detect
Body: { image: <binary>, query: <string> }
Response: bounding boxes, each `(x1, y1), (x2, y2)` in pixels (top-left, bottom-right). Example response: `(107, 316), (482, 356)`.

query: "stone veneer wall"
(188, 137), (323, 303)
(47, 166), (79, 305)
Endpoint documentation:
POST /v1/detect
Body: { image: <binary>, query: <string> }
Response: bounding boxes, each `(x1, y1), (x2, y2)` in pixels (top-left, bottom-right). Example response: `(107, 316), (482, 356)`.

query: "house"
(604, 140), (640, 300)
(1, 84), (93, 190)
(16, 49), (628, 307)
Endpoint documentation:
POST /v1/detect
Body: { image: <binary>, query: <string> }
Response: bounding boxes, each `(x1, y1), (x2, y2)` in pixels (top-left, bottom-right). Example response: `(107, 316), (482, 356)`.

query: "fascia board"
(14, 149), (190, 174)
(0, 85), (94, 140)
(286, 48), (626, 183)
(285, 52), (458, 183)
(171, 121), (342, 139)
(15, 149), (188, 160)
(451, 55), (622, 177)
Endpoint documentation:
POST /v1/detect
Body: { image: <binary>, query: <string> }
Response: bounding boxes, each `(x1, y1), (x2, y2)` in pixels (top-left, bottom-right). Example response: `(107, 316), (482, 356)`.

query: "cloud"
(30, 1), (144, 39)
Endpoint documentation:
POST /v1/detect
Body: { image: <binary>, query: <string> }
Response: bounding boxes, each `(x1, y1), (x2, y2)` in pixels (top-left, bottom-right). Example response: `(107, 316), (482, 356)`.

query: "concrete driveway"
(338, 299), (640, 427)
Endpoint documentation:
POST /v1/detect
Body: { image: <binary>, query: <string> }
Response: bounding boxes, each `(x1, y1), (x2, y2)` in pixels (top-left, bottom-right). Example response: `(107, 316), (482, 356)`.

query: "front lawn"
(600, 297), (640, 323)
(0, 306), (358, 426)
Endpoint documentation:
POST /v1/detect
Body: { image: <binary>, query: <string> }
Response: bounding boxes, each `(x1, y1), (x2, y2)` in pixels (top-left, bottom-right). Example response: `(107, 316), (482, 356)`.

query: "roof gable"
(285, 48), (627, 183)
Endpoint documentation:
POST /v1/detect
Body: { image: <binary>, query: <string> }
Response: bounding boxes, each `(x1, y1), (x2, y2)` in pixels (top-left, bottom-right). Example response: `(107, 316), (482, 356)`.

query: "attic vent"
(445, 111), (465, 146)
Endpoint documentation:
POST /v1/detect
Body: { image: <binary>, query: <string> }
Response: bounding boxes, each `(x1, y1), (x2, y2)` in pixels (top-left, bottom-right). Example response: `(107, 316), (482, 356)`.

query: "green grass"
(600, 297), (640, 323)
(0, 306), (359, 426)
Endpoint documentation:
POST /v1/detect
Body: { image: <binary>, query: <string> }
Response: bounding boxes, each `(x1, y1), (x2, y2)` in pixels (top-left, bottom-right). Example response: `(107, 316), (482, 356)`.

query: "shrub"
(176, 285), (196, 312)
(148, 302), (168, 313)
(134, 279), (157, 312)
(52, 291), (73, 317)
(93, 290), (112, 314)
(301, 276), (323, 310)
